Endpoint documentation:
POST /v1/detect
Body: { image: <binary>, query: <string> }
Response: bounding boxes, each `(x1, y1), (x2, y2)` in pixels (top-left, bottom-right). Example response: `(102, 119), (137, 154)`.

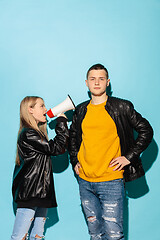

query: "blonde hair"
(16, 96), (48, 165)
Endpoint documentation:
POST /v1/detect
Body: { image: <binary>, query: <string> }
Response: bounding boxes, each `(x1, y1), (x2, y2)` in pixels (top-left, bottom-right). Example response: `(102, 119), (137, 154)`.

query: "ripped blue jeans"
(78, 177), (125, 240)
(11, 207), (47, 240)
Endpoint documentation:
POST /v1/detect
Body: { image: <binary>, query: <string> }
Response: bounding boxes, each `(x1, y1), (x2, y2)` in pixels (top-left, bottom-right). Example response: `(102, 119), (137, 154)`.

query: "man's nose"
(95, 79), (99, 85)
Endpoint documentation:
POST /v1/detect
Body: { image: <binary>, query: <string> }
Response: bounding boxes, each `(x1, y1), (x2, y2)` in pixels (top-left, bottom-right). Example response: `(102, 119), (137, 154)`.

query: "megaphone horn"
(46, 95), (75, 118)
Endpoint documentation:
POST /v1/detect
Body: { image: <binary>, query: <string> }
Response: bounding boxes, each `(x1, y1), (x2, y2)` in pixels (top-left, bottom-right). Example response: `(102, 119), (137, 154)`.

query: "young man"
(69, 64), (153, 240)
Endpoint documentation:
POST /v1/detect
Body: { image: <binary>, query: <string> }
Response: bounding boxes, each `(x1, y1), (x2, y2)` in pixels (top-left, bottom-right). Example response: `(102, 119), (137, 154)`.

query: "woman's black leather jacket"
(12, 117), (69, 208)
(69, 96), (153, 182)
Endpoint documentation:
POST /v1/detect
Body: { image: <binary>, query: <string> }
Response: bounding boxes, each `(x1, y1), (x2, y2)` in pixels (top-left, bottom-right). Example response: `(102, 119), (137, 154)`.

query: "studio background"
(0, 0), (159, 239)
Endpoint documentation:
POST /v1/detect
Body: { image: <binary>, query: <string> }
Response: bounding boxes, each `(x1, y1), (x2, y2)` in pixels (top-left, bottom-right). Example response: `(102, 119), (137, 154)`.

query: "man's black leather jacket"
(12, 117), (69, 208)
(69, 96), (153, 182)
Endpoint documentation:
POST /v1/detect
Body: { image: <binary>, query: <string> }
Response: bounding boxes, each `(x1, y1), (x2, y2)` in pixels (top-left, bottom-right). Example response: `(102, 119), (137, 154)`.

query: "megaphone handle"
(68, 94), (76, 108)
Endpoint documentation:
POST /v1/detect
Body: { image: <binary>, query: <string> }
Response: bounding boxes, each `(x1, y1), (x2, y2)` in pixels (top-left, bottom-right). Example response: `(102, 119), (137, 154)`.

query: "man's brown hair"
(86, 64), (109, 79)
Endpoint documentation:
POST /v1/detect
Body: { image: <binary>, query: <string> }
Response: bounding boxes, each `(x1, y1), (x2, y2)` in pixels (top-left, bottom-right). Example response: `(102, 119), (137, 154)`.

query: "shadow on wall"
(124, 138), (158, 240)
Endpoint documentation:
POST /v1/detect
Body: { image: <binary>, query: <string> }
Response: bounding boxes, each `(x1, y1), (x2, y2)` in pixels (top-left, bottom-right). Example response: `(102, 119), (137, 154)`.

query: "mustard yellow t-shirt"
(77, 100), (123, 182)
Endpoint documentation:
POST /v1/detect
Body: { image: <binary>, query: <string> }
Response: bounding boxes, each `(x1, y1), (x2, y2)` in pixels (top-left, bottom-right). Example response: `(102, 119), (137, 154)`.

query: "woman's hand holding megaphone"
(58, 113), (67, 119)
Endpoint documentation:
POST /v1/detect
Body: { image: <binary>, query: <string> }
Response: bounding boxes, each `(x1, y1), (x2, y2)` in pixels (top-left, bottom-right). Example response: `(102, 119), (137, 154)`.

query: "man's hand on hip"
(109, 156), (130, 171)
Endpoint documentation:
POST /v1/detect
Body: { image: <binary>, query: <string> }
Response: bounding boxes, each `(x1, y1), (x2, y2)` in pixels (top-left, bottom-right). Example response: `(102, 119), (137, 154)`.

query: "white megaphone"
(46, 95), (75, 118)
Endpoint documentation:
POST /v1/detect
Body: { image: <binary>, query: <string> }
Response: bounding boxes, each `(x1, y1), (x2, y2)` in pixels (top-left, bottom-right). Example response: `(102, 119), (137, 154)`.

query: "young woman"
(11, 96), (69, 240)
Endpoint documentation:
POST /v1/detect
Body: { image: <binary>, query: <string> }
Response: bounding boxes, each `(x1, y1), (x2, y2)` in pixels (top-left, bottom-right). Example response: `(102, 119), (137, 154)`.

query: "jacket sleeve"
(124, 102), (153, 163)
(20, 117), (69, 156)
(68, 110), (79, 168)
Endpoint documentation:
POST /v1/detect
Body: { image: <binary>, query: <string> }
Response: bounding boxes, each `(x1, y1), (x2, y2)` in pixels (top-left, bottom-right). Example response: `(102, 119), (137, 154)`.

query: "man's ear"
(107, 79), (110, 87)
(28, 107), (33, 114)
(85, 79), (88, 87)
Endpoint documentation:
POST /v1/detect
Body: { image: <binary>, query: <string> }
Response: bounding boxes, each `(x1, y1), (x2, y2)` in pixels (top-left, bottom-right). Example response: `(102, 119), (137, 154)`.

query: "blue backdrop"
(0, 0), (159, 239)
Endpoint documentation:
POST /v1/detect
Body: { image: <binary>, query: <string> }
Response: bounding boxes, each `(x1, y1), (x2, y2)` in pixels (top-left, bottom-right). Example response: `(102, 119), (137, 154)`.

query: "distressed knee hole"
(104, 203), (117, 213)
(104, 203), (117, 207)
(103, 216), (117, 222)
(91, 233), (103, 239)
(84, 200), (89, 204)
(35, 234), (43, 239)
(88, 216), (96, 222)
(110, 231), (121, 238)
